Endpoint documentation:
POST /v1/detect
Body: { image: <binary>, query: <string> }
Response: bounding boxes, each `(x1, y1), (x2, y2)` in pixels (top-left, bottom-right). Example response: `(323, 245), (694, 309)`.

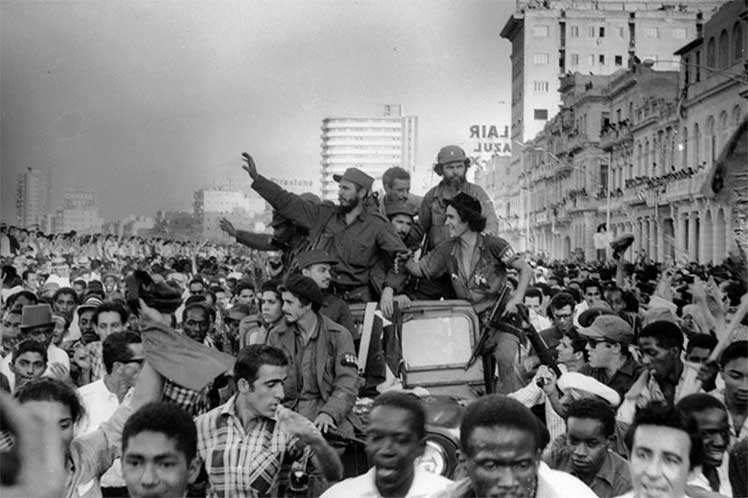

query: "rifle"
(465, 284), (512, 371)
(515, 304), (562, 378)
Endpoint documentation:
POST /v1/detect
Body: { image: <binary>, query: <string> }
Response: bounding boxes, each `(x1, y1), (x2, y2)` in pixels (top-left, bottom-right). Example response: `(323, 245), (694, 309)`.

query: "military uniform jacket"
(420, 181), (499, 252)
(253, 176), (406, 290)
(418, 233), (516, 316)
(266, 313), (359, 425)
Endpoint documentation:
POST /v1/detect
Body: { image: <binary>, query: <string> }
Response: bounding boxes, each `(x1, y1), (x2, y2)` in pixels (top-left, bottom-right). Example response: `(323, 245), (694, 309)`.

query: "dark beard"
(445, 175), (466, 188)
(337, 196), (360, 214)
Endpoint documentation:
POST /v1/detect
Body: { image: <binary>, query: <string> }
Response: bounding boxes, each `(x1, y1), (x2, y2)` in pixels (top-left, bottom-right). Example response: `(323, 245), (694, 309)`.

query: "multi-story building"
(525, 72), (615, 260)
(15, 167), (50, 229)
(523, 0), (746, 265)
(602, 65), (684, 263)
(51, 189), (102, 233)
(193, 188), (265, 240)
(669, 0), (747, 263)
(499, 0), (725, 251)
(320, 105), (418, 202)
(103, 216), (156, 238)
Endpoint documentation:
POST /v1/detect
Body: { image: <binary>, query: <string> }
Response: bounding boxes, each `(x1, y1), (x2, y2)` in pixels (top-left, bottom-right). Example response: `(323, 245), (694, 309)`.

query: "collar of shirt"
(593, 450), (627, 488)
(617, 356), (640, 378)
(292, 316), (321, 344)
(710, 389), (748, 441)
(218, 394), (271, 433)
(666, 359), (685, 387)
(347, 466), (441, 498)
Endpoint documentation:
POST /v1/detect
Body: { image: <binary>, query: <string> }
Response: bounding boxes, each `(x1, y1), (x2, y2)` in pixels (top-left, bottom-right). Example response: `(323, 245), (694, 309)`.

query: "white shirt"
(614, 492), (695, 498)
(535, 462), (598, 498)
(434, 462), (596, 498)
(687, 463), (732, 497)
(529, 312), (552, 332)
(46, 343), (70, 373)
(76, 378), (128, 488)
(509, 365), (568, 443)
(77, 379), (120, 435)
(321, 466), (452, 498)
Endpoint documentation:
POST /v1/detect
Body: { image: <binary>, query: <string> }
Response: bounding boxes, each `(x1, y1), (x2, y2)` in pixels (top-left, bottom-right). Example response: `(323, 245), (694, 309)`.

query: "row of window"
(533, 52), (623, 66)
(704, 22), (745, 72)
(532, 24), (686, 40)
(569, 54), (624, 67)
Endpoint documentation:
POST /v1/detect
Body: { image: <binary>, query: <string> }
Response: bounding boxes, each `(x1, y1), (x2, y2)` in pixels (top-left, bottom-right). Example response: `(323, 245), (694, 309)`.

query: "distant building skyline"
(15, 167), (50, 230)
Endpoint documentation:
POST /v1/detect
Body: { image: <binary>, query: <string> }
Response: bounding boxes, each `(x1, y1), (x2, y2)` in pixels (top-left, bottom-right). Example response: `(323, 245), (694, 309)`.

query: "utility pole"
(606, 150), (612, 259)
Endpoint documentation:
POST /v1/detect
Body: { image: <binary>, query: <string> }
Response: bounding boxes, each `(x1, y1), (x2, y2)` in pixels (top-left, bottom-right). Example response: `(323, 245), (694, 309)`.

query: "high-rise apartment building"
(320, 105), (418, 201)
(499, 0), (725, 251)
(501, 1), (723, 146)
(15, 167), (50, 229)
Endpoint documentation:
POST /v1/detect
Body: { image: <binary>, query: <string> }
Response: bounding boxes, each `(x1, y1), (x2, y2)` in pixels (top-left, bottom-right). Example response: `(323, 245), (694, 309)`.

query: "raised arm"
(242, 153), (320, 231)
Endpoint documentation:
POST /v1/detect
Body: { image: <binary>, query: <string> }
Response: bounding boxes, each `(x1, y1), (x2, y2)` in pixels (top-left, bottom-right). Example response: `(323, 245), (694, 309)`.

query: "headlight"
(416, 440), (448, 475)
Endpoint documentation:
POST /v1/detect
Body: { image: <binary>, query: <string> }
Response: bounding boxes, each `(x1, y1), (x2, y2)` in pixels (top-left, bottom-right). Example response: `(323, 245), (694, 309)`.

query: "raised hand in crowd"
(0, 390), (65, 498)
(219, 218), (237, 237)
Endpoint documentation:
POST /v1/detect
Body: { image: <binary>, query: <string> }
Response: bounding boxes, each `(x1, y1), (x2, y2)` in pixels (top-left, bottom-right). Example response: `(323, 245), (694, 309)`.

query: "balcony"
(599, 123), (633, 151)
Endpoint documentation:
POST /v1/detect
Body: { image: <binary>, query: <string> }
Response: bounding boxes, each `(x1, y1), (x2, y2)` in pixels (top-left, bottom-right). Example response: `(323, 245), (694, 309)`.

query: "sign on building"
(469, 125), (512, 157)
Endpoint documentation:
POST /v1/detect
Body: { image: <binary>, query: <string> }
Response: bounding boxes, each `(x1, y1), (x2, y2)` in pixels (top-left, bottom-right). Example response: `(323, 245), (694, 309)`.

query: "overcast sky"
(1, 0), (514, 221)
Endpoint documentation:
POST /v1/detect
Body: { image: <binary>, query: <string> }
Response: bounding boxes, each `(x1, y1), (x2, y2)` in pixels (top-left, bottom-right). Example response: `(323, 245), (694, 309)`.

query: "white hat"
(557, 372), (621, 407)
(44, 274), (71, 289)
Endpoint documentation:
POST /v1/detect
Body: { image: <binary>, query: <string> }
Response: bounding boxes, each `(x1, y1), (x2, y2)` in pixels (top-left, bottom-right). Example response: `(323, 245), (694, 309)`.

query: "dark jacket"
(266, 314), (359, 425)
(252, 176), (407, 293)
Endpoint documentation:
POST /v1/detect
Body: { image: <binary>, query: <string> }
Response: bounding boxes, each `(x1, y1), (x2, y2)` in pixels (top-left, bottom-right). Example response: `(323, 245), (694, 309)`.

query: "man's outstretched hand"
(241, 153), (258, 180)
(219, 218), (237, 237)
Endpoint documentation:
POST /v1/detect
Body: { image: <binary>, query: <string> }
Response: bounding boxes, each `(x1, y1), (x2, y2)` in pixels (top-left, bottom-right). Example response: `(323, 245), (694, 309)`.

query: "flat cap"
(333, 168), (374, 190)
(296, 249), (337, 269)
(579, 314), (634, 345)
(384, 200), (418, 218)
(281, 274), (323, 308)
(577, 303), (616, 328)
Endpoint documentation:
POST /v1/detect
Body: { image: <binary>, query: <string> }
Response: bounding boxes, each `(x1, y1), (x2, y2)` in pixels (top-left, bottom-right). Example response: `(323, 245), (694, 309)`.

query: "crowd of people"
(0, 145), (746, 498)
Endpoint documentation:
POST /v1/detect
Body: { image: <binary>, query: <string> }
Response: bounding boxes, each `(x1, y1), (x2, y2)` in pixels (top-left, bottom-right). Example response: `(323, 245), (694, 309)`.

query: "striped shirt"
(196, 395), (299, 498)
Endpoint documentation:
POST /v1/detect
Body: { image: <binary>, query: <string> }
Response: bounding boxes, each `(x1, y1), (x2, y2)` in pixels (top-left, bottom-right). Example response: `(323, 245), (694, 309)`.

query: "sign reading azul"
(469, 125), (511, 154)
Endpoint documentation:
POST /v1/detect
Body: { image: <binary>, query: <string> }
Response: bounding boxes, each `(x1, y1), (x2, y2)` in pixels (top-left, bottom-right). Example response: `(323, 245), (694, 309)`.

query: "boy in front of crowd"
(121, 402), (201, 498)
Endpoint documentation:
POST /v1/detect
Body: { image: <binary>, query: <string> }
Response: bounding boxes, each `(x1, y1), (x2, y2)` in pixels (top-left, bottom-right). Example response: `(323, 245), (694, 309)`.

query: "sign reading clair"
(469, 125), (511, 155)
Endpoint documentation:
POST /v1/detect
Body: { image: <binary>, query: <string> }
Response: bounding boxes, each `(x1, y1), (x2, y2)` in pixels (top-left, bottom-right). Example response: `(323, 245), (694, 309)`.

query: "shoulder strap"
(308, 208), (337, 251)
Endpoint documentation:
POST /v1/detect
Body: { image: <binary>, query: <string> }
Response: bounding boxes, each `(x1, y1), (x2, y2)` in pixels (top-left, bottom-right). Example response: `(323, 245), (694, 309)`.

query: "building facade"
(499, 0), (724, 251)
(522, 0), (747, 264)
(15, 167), (50, 229)
(670, 0), (748, 263)
(193, 188), (265, 241)
(320, 105), (418, 202)
(51, 189), (102, 233)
